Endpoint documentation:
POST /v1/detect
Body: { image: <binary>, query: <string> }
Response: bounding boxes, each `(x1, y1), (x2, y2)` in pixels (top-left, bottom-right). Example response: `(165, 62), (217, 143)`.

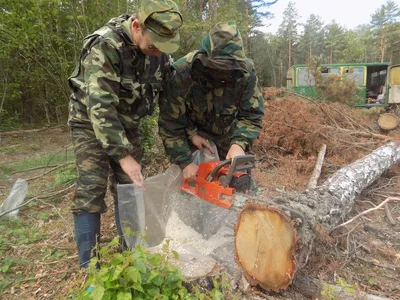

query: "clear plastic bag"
(117, 183), (146, 248)
(118, 143), (240, 276)
(0, 179), (28, 218)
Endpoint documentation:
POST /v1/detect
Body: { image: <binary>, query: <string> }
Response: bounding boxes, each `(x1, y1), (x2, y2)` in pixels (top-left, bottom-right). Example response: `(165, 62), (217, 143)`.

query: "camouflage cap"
(202, 22), (246, 61)
(139, 0), (183, 54)
(196, 22), (247, 71)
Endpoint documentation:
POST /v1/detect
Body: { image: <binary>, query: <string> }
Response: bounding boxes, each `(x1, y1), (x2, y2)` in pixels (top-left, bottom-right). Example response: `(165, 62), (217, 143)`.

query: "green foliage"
(321, 277), (357, 299)
(250, 1), (400, 86)
(1, 257), (29, 273)
(31, 144), (40, 152)
(0, 0), (271, 128)
(51, 164), (77, 189)
(320, 282), (336, 300)
(75, 238), (232, 300)
(139, 109), (159, 155)
(0, 110), (21, 131)
(308, 61), (361, 105)
(0, 145), (20, 154)
(336, 277), (355, 294)
(0, 257), (30, 293)
(0, 151), (74, 177)
(0, 278), (9, 293)
(359, 106), (386, 117)
(1, 0), (398, 117)
(0, 217), (47, 258)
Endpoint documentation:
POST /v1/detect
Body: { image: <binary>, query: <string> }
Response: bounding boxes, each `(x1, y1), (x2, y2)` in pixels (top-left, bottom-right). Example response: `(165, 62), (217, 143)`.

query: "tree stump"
(235, 203), (296, 292)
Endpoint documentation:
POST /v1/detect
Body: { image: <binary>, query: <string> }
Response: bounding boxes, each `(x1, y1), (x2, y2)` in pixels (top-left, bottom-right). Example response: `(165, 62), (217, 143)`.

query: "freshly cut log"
(234, 141), (400, 291)
(234, 203), (296, 292)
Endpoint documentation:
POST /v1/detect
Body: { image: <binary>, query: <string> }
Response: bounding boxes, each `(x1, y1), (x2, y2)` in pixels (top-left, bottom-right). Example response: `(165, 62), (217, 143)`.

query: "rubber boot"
(74, 213), (100, 268)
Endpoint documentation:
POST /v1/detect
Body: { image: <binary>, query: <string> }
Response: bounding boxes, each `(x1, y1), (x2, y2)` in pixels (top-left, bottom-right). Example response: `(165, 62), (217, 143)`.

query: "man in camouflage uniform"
(159, 22), (264, 181)
(68, 0), (182, 268)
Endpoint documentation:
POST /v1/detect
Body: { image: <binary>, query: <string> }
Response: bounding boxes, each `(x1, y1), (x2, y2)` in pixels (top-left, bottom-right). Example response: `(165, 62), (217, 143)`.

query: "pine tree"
(370, 0), (400, 62)
(299, 14), (324, 64)
(277, 1), (299, 82)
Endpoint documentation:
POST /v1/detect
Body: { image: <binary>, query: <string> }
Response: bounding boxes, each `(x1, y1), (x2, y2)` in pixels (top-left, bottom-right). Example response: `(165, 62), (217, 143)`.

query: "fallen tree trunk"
(234, 141), (400, 292)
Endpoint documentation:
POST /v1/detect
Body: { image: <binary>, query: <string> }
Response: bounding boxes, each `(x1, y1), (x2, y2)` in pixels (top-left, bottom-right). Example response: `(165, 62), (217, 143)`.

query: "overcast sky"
(260, 0), (399, 33)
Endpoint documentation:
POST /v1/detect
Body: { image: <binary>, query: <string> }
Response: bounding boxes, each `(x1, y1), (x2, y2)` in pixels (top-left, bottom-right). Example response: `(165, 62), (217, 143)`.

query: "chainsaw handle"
(224, 155), (255, 186)
(205, 155), (255, 185)
(206, 159), (232, 181)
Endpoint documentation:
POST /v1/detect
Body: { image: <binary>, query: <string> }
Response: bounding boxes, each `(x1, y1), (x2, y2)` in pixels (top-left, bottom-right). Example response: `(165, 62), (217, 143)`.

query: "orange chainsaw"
(180, 155), (255, 209)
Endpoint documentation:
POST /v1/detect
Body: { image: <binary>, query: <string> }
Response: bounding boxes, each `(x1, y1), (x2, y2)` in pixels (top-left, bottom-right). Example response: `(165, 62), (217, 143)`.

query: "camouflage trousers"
(70, 127), (142, 214)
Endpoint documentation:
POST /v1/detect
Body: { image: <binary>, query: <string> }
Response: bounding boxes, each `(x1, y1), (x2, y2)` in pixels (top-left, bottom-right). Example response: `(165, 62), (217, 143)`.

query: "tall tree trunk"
(44, 85), (51, 125)
(380, 30), (386, 63)
(330, 46), (333, 64)
(80, 0), (90, 36)
(209, 0), (213, 22)
(243, 1), (249, 51)
(0, 60), (8, 116)
(213, 0), (217, 23)
(288, 36), (292, 67)
(200, 0), (203, 14)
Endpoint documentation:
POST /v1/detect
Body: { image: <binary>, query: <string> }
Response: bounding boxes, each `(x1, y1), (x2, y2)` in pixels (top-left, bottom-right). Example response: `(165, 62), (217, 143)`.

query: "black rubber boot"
(74, 213), (100, 268)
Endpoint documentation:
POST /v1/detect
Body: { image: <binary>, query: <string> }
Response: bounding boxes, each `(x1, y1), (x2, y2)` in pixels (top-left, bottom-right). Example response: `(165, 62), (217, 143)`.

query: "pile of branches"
(254, 97), (392, 168)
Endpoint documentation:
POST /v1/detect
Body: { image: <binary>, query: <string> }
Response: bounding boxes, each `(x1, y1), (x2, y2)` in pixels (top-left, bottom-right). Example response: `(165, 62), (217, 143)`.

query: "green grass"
(0, 145), (21, 154)
(0, 151), (75, 177)
(52, 165), (77, 188)
(0, 218), (48, 292)
(0, 218), (48, 257)
(0, 208), (63, 294)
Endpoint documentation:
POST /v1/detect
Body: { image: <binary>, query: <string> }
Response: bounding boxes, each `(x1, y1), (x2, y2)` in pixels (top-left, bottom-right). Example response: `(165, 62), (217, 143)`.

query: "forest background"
(0, 0), (399, 130)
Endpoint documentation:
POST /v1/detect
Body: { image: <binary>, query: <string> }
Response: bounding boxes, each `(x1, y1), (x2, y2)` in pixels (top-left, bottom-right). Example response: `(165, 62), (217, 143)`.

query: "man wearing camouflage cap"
(68, 0), (182, 268)
(159, 22), (264, 181)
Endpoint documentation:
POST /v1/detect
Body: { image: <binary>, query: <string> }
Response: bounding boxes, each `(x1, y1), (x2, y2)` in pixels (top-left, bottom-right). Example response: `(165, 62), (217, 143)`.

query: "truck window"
(343, 67), (365, 86)
(298, 68), (315, 86)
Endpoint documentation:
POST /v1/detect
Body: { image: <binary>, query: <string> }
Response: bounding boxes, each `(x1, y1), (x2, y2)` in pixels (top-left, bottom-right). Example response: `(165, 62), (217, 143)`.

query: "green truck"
(286, 63), (400, 108)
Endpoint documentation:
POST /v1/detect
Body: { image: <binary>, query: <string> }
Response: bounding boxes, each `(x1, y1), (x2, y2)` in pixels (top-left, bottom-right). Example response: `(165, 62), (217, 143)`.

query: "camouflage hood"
(195, 22), (247, 72)
(105, 14), (133, 43)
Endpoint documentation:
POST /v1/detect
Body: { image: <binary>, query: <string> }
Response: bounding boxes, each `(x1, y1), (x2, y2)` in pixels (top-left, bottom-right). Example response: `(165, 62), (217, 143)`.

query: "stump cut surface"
(235, 203), (296, 292)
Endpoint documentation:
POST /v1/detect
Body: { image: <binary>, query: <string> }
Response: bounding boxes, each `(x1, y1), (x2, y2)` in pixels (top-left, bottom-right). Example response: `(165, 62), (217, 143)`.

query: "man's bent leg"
(71, 127), (109, 267)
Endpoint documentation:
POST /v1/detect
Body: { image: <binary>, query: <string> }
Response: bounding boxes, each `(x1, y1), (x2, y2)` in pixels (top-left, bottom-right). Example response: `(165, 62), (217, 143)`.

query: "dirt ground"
(0, 96), (399, 299)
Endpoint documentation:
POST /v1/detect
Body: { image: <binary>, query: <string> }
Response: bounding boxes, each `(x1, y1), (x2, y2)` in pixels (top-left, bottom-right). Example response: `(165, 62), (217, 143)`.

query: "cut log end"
(234, 202), (297, 292)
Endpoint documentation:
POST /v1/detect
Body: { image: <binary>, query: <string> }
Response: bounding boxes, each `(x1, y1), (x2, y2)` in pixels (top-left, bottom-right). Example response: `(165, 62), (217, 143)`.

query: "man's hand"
(191, 135), (215, 154)
(226, 144), (245, 160)
(183, 162), (198, 182)
(119, 155), (144, 186)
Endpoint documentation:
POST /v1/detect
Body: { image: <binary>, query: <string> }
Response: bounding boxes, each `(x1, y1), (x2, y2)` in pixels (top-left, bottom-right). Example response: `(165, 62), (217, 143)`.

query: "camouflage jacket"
(68, 15), (170, 161)
(159, 22), (264, 169)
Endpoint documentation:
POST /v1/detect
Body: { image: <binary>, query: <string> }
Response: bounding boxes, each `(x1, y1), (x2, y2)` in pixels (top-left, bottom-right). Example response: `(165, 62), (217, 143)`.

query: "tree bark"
(234, 141), (400, 292)
(288, 36), (292, 68)
(380, 30), (386, 63)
